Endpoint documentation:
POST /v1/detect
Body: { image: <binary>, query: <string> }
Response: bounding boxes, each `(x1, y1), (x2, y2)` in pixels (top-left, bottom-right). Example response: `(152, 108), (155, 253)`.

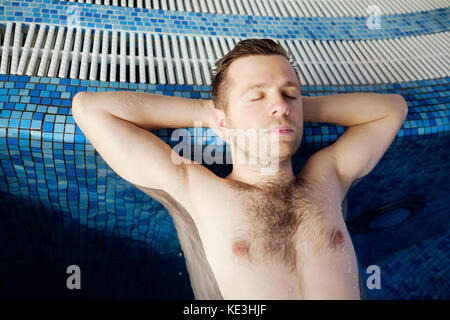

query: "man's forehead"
(243, 80), (300, 91)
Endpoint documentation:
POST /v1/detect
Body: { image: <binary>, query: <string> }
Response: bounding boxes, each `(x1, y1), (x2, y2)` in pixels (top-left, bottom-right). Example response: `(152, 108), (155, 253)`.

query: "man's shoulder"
(296, 147), (345, 205)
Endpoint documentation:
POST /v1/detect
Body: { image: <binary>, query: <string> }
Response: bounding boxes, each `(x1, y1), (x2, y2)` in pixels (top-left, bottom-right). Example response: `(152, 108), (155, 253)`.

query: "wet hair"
(210, 38), (301, 114)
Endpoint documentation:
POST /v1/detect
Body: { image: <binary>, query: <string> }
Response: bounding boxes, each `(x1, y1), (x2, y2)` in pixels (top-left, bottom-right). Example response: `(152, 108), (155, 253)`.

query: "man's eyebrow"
(244, 81), (301, 91)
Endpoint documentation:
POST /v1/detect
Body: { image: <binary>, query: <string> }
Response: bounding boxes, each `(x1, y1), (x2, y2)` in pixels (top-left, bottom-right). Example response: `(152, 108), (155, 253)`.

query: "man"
(72, 39), (408, 299)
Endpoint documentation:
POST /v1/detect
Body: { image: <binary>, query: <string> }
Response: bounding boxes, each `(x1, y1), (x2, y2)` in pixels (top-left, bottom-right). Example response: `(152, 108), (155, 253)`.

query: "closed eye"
(250, 94), (297, 101)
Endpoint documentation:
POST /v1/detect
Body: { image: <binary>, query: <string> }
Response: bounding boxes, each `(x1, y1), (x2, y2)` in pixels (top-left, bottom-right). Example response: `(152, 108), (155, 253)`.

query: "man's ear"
(213, 108), (231, 143)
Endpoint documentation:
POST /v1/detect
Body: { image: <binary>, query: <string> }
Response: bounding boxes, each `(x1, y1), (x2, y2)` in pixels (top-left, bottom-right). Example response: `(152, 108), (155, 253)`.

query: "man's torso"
(135, 167), (361, 300)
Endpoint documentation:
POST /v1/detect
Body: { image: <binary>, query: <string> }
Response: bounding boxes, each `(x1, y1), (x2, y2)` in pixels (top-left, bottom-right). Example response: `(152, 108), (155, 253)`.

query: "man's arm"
(73, 91), (214, 131)
(300, 93), (408, 201)
(72, 91), (214, 210)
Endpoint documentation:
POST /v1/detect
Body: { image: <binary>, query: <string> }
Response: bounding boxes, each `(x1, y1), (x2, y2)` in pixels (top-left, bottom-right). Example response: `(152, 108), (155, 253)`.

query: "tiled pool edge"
(0, 75), (448, 149)
(2, 0), (449, 40)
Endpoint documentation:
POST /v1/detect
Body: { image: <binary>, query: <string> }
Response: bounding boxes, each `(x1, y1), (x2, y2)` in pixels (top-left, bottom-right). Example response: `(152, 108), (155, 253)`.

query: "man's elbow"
(72, 92), (92, 121)
(391, 94), (408, 119)
(72, 92), (87, 111)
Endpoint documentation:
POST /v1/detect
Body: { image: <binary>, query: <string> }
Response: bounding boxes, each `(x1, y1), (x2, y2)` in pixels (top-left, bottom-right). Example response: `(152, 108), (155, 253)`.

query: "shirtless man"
(72, 39), (408, 299)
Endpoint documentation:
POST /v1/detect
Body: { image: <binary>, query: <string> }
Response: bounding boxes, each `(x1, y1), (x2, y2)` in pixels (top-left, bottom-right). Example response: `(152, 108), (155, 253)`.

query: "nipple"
(232, 240), (250, 256)
(331, 229), (345, 248)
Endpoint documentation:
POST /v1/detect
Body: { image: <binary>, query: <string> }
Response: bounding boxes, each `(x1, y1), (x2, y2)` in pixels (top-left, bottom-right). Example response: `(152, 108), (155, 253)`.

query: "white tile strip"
(1, 22), (449, 86)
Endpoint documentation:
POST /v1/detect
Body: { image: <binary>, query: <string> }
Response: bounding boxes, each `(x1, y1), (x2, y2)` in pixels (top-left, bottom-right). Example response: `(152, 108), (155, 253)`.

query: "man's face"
(223, 54), (304, 161)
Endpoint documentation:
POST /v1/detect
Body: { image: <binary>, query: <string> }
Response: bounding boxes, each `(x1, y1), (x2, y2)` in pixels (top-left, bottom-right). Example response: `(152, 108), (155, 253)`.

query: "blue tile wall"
(362, 229), (449, 299)
(1, 0), (449, 40)
(0, 74), (448, 148)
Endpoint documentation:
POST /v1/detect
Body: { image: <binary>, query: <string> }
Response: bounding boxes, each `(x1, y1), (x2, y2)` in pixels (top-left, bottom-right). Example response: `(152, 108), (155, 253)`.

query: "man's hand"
(302, 93), (407, 125)
(298, 93), (408, 202)
(203, 99), (221, 137)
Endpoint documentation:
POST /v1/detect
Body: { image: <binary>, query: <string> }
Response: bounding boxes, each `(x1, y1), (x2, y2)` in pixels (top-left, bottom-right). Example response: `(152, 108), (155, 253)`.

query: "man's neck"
(225, 158), (295, 188)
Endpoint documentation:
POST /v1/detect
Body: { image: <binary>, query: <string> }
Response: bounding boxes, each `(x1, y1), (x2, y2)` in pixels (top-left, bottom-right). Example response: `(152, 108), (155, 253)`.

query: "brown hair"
(211, 38), (300, 114)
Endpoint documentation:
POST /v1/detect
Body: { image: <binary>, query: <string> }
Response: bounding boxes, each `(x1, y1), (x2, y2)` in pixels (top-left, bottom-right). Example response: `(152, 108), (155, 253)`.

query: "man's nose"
(268, 92), (290, 116)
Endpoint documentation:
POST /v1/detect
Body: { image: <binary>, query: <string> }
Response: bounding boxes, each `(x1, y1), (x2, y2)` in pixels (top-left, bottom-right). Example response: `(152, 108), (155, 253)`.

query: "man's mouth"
(267, 126), (294, 135)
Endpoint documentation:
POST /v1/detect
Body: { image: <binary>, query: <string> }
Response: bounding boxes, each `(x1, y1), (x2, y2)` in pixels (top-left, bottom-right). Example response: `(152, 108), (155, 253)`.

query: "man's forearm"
(73, 91), (213, 131)
(302, 93), (408, 126)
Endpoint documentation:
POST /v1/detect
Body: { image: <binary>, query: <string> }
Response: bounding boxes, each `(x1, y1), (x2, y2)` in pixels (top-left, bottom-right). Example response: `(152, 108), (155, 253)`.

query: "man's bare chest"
(192, 178), (348, 273)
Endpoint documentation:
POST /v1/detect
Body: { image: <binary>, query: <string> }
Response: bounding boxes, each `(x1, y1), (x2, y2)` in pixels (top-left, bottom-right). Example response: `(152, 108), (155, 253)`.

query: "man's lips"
(267, 126), (294, 135)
